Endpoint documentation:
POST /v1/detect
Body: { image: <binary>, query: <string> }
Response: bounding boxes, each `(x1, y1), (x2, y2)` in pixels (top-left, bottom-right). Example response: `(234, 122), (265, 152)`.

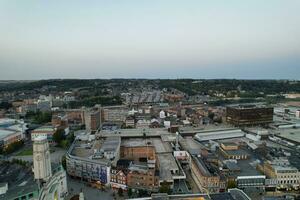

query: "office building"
(226, 104), (273, 126)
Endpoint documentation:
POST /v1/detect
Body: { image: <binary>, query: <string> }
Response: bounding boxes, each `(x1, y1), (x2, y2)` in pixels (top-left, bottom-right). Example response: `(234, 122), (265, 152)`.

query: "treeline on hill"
(1, 79), (300, 96)
(158, 79), (300, 96)
(0, 79), (108, 92)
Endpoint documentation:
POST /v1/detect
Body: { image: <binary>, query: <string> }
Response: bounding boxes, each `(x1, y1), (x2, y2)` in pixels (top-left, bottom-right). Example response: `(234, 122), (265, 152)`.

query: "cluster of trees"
(25, 111), (52, 124)
(159, 181), (172, 194)
(127, 188), (149, 198)
(53, 129), (75, 149)
(0, 140), (24, 155)
(67, 96), (122, 108)
(0, 101), (12, 110)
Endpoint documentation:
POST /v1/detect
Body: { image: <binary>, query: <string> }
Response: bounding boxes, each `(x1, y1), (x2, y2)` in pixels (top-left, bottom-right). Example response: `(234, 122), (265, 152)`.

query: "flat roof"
(0, 163), (38, 200)
(151, 138), (172, 153)
(179, 137), (207, 155)
(227, 103), (271, 109)
(69, 138), (118, 164)
(121, 138), (153, 147)
(277, 128), (300, 143)
(128, 163), (149, 173)
(99, 128), (171, 138)
(157, 153), (179, 181)
(32, 126), (55, 132)
(0, 129), (18, 140)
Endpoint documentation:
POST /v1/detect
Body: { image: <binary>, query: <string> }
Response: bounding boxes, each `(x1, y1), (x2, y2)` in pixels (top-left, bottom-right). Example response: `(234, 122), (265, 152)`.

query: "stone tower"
(33, 136), (52, 181)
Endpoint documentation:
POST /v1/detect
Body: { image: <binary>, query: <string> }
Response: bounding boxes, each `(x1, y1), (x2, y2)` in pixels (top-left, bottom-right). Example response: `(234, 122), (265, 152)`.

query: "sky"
(0, 0), (299, 80)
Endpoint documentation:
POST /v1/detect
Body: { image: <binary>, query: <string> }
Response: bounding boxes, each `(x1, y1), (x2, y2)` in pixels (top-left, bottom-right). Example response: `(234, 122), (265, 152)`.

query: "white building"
(194, 128), (245, 142)
(159, 110), (166, 119)
(274, 166), (300, 189)
(296, 110), (300, 118)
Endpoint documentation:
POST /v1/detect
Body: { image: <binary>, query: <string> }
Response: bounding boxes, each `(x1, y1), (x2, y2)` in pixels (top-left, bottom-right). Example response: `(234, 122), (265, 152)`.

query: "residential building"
(219, 143), (249, 160)
(191, 156), (221, 193)
(84, 107), (101, 132)
(110, 169), (127, 190)
(120, 139), (156, 168)
(126, 163), (158, 191)
(102, 106), (128, 122)
(125, 116), (135, 128)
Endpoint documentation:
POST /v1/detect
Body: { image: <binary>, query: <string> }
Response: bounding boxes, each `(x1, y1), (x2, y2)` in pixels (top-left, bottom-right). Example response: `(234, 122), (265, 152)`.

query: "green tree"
(208, 112), (215, 120)
(118, 188), (123, 196)
(2, 140), (24, 155)
(53, 129), (65, 144)
(227, 180), (237, 189)
(159, 181), (172, 194)
(127, 188), (133, 197)
(61, 155), (67, 170)
(26, 111), (51, 124)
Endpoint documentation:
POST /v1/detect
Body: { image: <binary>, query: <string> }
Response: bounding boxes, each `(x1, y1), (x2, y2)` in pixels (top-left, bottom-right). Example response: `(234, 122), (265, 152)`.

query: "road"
(66, 177), (115, 200)
(10, 147), (66, 164)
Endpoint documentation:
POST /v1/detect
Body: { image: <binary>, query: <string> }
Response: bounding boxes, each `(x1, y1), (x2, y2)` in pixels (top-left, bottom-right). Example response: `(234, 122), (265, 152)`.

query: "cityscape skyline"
(0, 0), (299, 80)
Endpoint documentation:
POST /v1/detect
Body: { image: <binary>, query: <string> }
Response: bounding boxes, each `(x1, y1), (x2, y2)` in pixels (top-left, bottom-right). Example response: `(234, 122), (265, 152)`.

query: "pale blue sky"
(0, 1), (299, 80)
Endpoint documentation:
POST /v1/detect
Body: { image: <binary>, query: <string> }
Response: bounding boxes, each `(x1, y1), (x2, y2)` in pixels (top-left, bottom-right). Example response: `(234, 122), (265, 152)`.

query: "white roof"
(237, 175), (266, 179)
(34, 135), (47, 142)
(0, 129), (18, 140)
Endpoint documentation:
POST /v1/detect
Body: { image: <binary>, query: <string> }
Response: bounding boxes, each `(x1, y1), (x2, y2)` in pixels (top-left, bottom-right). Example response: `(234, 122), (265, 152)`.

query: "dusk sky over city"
(0, 0), (299, 80)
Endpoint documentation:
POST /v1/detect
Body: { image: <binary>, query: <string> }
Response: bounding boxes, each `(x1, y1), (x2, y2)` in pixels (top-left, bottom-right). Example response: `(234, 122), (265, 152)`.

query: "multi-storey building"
(191, 156), (221, 193)
(110, 169), (127, 190)
(66, 137), (121, 185)
(120, 139), (156, 168)
(84, 107), (101, 132)
(126, 163), (158, 191)
(102, 106), (129, 122)
(226, 104), (273, 126)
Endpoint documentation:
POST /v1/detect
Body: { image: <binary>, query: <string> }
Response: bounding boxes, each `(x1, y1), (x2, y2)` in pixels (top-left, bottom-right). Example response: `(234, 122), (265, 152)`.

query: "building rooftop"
(69, 137), (120, 165)
(227, 103), (271, 109)
(33, 135), (48, 142)
(193, 156), (216, 177)
(99, 128), (171, 138)
(128, 163), (150, 173)
(121, 138), (153, 148)
(157, 153), (179, 181)
(151, 138), (172, 154)
(276, 127), (300, 144)
(32, 126), (55, 133)
(0, 162), (38, 200)
(0, 129), (18, 140)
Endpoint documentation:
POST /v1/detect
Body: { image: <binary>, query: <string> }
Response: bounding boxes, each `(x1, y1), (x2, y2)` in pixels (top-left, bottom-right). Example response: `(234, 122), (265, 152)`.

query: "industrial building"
(194, 128), (245, 142)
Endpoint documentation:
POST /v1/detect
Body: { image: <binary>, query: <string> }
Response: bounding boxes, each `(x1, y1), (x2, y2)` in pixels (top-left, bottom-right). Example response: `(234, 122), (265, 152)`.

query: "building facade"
(226, 105), (273, 126)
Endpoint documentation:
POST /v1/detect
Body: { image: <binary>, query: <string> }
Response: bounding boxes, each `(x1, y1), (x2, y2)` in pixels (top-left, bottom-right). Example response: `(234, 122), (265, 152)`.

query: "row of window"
(14, 193), (34, 200)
